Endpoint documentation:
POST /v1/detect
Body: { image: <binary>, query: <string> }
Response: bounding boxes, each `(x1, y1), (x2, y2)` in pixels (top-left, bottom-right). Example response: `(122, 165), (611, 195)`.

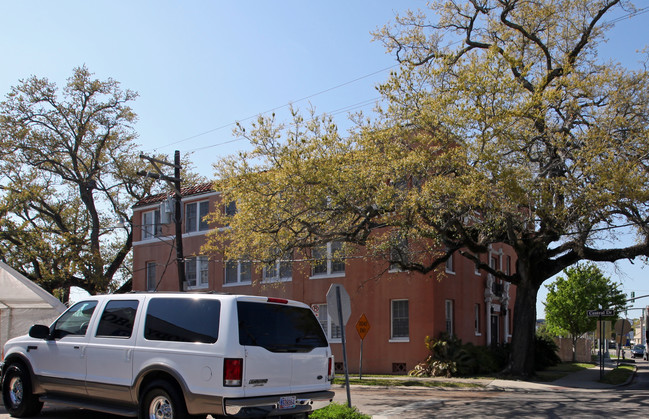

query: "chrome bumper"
(224, 390), (335, 417)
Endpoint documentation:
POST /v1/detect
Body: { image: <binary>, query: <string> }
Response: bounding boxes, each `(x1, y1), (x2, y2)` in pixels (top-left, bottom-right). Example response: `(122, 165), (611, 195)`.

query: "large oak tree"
(207, 0), (649, 376)
(0, 66), (165, 298)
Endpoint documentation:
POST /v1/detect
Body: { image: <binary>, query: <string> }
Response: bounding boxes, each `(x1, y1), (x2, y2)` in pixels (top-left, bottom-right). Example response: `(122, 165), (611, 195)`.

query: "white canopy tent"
(0, 261), (67, 350)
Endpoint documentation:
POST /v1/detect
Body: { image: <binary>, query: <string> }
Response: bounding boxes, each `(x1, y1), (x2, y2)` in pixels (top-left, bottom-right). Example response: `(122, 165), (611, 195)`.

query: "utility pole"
(138, 150), (185, 291)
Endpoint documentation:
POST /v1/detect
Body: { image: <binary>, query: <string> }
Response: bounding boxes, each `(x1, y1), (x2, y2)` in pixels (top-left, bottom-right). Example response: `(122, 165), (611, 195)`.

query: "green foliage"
(411, 333), (559, 377)
(544, 263), (625, 362)
(309, 402), (370, 419)
(544, 264), (626, 339)
(600, 364), (634, 385)
(534, 334), (561, 371)
(409, 334), (508, 377)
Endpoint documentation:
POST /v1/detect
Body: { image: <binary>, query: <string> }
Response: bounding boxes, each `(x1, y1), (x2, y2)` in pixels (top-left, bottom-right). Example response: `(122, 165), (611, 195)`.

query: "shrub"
(309, 402), (371, 419)
(410, 332), (560, 378)
(409, 333), (508, 377)
(534, 334), (561, 370)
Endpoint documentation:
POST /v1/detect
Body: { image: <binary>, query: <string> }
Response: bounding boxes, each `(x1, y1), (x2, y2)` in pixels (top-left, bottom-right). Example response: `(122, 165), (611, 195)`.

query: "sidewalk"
(486, 360), (636, 392)
(350, 361), (635, 392)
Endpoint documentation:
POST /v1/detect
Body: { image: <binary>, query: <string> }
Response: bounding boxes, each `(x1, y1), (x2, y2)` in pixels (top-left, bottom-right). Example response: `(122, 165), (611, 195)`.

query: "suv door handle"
(74, 346), (86, 358)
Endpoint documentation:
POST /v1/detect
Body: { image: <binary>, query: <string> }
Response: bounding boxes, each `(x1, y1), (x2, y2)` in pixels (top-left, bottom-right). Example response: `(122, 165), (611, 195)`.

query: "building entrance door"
(490, 315), (499, 345)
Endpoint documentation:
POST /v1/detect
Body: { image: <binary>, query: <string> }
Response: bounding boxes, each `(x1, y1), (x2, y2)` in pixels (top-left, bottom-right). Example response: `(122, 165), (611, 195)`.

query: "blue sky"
(2, 1), (649, 317)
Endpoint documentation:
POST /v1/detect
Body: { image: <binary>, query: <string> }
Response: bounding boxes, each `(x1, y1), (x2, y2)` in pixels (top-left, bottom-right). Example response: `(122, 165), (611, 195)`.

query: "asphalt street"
(1, 359), (647, 418)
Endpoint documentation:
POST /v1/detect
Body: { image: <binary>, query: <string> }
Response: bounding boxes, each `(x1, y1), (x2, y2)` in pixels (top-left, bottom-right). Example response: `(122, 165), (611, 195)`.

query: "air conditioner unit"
(160, 196), (174, 224)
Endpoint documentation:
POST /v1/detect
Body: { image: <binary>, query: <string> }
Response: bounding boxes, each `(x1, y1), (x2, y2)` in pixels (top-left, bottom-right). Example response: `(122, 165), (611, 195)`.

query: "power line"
(150, 6), (647, 155)
(606, 6), (649, 25)
(153, 65), (397, 151)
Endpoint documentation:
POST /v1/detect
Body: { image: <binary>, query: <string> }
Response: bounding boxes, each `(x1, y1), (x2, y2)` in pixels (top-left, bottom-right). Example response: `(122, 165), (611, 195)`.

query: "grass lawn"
(600, 364), (634, 385)
(534, 363), (595, 382)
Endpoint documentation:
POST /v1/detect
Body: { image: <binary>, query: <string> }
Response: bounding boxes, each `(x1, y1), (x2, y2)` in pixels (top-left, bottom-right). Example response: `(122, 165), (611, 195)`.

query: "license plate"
(278, 396), (296, 410)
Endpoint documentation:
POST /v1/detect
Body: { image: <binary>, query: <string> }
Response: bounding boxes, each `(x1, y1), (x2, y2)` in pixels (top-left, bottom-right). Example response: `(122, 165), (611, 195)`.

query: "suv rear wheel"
(1, 363), (44, 418)
(140, 380), (191, 419)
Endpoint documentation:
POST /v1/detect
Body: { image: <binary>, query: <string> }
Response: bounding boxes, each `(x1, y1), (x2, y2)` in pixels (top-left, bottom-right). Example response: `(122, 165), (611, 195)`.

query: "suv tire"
(140, 380), (191, 419)
(1, 363), (44, 418)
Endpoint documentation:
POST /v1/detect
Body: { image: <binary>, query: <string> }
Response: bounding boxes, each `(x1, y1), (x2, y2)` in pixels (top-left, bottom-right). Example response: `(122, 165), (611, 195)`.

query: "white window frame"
(445, 251), (455, 274)
(142, 209), (161, 240)
(146, 262), (157, 291)
(185, 256), (209, 289)
(225, 200), (237, 216)
(445, 299), (454, 336)
(185, 200), (210, 233)
(311, 241), (345, 278)
(390, 299), (409, 341)
(263, 258), (292, 283)
(389, 235), (409, 272)
(224, 260), (252, 285)
(315, 303), (341, 342)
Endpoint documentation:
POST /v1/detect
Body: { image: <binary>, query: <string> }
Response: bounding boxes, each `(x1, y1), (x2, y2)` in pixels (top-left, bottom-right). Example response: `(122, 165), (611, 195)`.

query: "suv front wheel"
(1, 363), (44, 418)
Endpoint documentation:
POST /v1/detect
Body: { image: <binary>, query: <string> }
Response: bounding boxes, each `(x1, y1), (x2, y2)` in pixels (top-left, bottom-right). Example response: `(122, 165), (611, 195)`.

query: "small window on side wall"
(391, 299), (409, 340)
(225, 200), (237, 216)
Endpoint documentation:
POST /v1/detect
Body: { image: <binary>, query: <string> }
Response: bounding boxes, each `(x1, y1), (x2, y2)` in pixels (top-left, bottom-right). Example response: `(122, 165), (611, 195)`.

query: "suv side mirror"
(29, 324), (51, 340)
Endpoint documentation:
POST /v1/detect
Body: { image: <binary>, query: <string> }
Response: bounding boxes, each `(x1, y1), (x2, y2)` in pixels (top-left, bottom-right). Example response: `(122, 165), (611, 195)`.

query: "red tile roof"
(133, 182), (216, 207)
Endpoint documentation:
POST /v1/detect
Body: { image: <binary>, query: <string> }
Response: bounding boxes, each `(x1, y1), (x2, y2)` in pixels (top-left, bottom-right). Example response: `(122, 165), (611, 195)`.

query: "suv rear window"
(145, 298), (220, 343)
(238, 301), (327, 352)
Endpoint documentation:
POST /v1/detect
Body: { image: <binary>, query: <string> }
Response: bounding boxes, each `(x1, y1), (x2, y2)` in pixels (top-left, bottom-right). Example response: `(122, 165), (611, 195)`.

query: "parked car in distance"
(631, 344), (645, 359)
(1, 292), (334, 418)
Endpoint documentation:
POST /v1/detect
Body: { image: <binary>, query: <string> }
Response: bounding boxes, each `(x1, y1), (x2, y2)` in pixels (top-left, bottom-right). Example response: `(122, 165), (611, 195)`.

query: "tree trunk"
(572, 336), (577, 363)
(508, 268), (541, 376)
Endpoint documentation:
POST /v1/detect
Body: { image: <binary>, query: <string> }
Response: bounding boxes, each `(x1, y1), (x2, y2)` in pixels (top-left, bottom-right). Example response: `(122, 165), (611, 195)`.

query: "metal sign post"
(355, 314), (370, 380)
(327, 284), (352, 408)
(589, 309), (614, 379)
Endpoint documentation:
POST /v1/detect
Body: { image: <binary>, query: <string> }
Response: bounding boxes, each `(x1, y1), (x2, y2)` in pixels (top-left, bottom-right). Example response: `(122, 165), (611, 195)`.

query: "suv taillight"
(267, 297), (288, 304)
(224, 358), (243, 387)
(328, 356), (335, 381)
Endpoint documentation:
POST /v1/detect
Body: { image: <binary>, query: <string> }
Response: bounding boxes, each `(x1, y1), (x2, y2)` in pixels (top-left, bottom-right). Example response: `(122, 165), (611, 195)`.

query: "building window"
(142, 209), (161, 239)
(475, 303), (481, 336)
(224, 260), (252, 285)
(316, 304), (341, 341)
(389, 235), (409, 272)
(263, 255), (292, 283)
(391, 300), (409, 340)
(445, 251), (455, 274)
(312, 241), (345, 277)
(445, 299), (454, 335)
(185, 256), (209, 288)
(185, 201), (209, 233)
(505, 255), (511, 275)
(225, 200), (237, 216)
(146, 262), (157, 291)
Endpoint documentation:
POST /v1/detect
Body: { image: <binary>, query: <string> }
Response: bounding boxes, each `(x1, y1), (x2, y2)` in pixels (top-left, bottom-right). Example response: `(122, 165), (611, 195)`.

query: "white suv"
(1, 293), (334, 418)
